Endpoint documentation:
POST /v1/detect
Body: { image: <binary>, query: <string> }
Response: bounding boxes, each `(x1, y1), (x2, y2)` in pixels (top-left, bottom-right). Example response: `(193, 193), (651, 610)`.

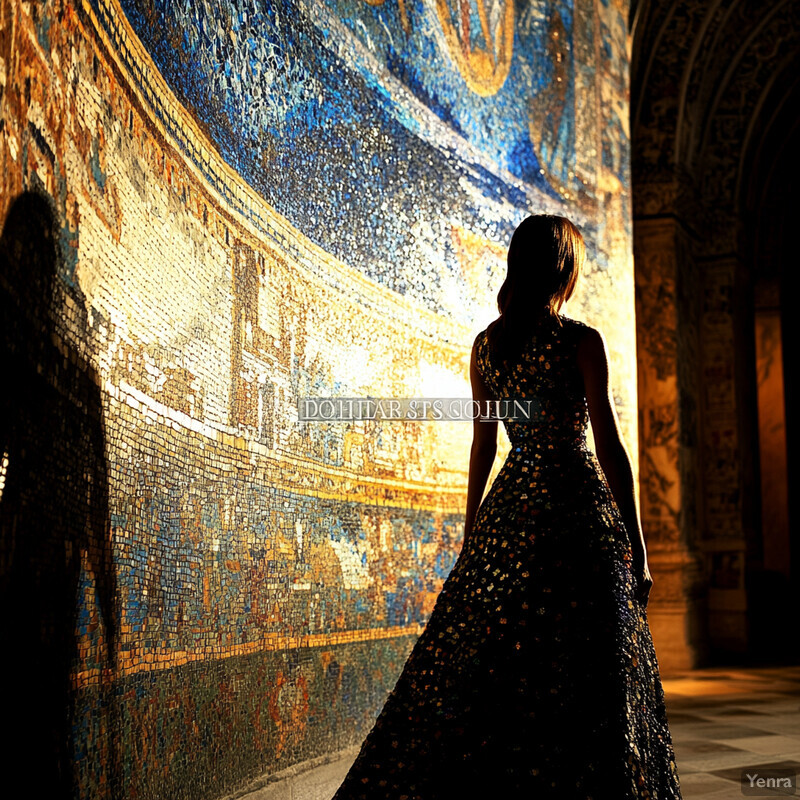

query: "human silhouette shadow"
(0, 192), (119, 797)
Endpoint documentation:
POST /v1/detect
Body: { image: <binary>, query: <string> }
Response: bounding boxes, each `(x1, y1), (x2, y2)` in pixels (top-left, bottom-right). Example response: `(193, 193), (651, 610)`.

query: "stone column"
(699, 251), (759, 655)
(633, 212), (708, 672)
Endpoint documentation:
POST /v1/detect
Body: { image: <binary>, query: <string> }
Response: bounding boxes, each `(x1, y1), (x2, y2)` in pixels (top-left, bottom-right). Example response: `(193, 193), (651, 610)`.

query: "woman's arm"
(463, 337), (498, 547)
(576, 326), (652, 605)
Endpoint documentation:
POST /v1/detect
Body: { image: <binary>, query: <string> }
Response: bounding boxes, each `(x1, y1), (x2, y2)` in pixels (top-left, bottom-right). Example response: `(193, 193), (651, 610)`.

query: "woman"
(332, 214), (683, 799)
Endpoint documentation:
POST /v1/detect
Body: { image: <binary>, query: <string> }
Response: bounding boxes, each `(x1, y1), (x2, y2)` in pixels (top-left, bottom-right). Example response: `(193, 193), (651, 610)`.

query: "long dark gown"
(331, 314), (683, 800)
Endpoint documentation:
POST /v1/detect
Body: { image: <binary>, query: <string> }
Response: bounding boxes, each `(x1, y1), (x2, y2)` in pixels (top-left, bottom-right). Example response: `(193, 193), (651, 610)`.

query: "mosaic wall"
(0, 0), (634, 797)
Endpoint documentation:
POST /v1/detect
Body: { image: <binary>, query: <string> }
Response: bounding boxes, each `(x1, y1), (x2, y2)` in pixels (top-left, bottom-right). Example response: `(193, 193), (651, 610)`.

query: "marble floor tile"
(664, 666), (800, 799)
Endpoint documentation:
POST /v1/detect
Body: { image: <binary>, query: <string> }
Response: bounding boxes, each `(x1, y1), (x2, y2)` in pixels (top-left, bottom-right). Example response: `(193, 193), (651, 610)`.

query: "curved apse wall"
(0, 0), (634, 798)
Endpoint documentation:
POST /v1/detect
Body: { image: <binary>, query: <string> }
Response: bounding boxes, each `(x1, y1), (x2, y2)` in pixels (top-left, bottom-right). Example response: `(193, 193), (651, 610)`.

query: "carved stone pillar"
(699, 251), (758, 655)
(633, 212), (708, 672)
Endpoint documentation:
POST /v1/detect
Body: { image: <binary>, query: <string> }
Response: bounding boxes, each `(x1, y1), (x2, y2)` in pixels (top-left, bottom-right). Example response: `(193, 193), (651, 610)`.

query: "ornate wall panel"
(631, 0), (799, 661)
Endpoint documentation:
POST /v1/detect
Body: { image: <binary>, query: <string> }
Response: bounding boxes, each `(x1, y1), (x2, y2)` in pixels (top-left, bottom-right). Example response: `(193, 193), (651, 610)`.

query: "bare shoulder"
(561, 317), (605, 355)
(471, 326), (488, 356)
(566, 322), (611, 386)
(481, 317), (502, 342)
(470, 327), (489, 375)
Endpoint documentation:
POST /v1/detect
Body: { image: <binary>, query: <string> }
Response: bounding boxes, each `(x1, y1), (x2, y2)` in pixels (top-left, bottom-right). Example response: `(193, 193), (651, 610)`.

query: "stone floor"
(663, 664), (800, 798)
(227, 664), (800, 800)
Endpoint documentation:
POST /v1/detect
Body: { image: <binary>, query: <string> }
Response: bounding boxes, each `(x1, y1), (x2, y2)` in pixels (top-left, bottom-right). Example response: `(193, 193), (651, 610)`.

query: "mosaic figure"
(331, 216), (682, 799)
(528, 6), (575, 195)
(435, 0), (515, 96)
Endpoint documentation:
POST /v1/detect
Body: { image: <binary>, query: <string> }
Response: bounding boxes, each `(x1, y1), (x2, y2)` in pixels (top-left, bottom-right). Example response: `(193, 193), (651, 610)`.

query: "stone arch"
(630, 0), (799, 668)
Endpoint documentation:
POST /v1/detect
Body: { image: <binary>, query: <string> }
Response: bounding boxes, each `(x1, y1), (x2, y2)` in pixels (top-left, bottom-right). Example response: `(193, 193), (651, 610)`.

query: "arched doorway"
(629, 0), (799, 668)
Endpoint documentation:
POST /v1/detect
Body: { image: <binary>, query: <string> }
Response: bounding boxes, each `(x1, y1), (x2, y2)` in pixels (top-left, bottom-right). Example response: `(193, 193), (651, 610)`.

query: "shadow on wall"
(0, 192), (119, 797)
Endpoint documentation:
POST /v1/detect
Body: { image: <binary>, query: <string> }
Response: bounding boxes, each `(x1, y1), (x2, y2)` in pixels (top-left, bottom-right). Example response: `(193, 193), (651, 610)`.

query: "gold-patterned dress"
(332, 314), (683, 800)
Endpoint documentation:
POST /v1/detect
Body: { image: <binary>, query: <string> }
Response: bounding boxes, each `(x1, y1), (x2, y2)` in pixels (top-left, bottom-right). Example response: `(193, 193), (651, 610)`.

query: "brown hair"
(486, 214), (585, 365)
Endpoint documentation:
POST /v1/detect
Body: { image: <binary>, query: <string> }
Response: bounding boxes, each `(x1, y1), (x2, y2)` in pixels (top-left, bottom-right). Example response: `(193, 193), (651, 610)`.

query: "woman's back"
(467, 313), (627, 556)
(475, 313), (591, 454)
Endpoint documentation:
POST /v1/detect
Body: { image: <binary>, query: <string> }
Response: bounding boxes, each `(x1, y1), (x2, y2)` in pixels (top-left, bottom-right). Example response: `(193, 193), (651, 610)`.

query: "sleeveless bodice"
(474, 314), (590, 456)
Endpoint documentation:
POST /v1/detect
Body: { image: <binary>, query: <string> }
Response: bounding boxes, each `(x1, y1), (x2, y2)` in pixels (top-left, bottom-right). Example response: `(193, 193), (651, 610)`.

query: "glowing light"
(0, 452), (8, 501)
